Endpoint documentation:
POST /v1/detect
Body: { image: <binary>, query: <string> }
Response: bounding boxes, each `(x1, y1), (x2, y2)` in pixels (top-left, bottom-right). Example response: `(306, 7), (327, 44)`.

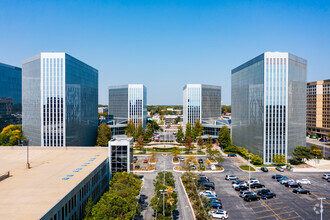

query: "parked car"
(198, 159), (204, 164)
(272, 174), (283, 179)
(200, 190), (217, 197)
(133, 156), (138, 163)
(208, 210), (228, 219)
(277, 177), (288, 182)
(225, 175), (238, 180)
(276, 167), (284, 172)
(261, 167), (268, 172)
(257, 189), (271, 196)
(202, 193), (217, 199)
(199, 182), (215, 190)
(293, 188), (310, 194)
(296, 179), (311, 185)
(209, 198), (222, 204)
(134, 165), (141, 169)
(244, 194), (260, 202)
(260, 192), (276, 200)
(250, 183), (265, 189)
(232, 181), (247, 188)
(285, 182), (301, 188)
(239, 190), (255, 198)
(247, 180), (260, 186)
(234, 185), (249, 191)
(228, 153), (237, 157)
(280, 178), (295, 185)
(322, 174), (330, 180)
(207, 201), (222, 209)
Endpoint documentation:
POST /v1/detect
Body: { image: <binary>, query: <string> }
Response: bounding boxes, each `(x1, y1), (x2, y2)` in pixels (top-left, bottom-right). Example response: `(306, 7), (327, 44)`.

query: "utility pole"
(159, 189), (167, 217)
(248, 154), (251, 191)
(26, 139), (31, 169)
(318, 197), (326, 220)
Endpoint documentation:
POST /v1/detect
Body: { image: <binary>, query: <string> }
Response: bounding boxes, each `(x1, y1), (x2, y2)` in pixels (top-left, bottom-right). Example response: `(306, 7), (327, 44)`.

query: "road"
(135, 153), (194, 220)
(306, 137), (330, 158)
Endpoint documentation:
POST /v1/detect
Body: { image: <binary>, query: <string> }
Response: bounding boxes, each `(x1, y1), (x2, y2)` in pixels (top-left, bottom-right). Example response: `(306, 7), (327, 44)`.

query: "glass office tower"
(0, 63), (22, 132)
(109, 137), (133, 174)
(232, 52), (306, 164)
(22, 53), (98, 146)
(183, 84), (221, 127)
(108, 84), (147, 128)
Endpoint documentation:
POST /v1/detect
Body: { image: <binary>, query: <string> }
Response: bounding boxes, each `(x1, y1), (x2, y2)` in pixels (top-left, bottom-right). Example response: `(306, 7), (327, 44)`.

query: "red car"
(143, 159), (148, 163)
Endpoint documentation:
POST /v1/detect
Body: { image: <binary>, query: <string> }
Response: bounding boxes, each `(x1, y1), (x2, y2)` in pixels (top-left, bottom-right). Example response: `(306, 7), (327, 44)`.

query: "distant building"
(98, 107), (108, 114)
(109, 137), (133, 174)
(0, 62), (22, 131)
(108, 84), (147, 136)
(232, 52), (307, 164)
(307, 79), (330, 137)
(22, 53), (98, 146)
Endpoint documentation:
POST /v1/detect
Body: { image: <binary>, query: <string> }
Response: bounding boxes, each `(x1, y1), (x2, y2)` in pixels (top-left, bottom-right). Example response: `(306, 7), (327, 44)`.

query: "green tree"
(292, 146), (313, 163)
(192, 120), (203, 140)
(197, 136), (204, 151)
(272, 154), (286, 165)
(171, 147), (180, 158)
(205, 136), (213, 156)
(135, 121), (144, 139)
(125, 120), (135, 138)
(149, 120), (161, 132)
(185, 122), (192, 139)
(218, 125), (232, 148)
(84, 197), (93, 220)
(144, 123), (153, 142)
(184, 136), (193, 152)
(0, 125), (26, 146)
(176, 126), (184, 143)
(96, 123), (111, 146)
(214, 152), (224, 165)
(251, 154), (263, 165)
(174, 116), (180, 124)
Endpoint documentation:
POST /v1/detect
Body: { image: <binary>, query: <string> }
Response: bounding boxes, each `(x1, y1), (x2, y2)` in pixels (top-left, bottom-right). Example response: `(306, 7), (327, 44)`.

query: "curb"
(237, 166), (257, 173)
(179, 177), (196, 220)
(133, 169), (156, 173)
(172, 167), (225, 173)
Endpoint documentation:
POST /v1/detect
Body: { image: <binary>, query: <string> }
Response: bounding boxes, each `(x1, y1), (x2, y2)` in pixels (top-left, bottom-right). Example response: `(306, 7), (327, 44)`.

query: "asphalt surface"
(306, 138), (330, 158)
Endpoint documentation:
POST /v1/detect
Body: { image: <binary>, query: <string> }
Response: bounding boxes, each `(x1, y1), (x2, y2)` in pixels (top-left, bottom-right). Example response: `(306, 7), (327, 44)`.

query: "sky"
(0, 0), (329, 105)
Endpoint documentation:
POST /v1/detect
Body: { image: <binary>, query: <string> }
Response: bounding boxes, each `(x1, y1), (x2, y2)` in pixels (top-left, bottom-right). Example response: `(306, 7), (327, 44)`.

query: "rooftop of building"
(0, 146), (108, 220)
(307, 79), (330, 85)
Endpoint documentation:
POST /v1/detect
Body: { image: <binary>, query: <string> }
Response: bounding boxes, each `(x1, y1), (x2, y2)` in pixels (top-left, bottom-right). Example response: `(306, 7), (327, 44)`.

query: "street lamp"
(318, 197), (326, 220)
(159, 189), (168, 217)
(248, 154), (251, 191)
(26, 139), (31, 169)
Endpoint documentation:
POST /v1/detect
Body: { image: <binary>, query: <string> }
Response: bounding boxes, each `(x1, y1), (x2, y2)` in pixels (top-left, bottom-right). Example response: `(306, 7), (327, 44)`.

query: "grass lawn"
(239, 165), (256, 171)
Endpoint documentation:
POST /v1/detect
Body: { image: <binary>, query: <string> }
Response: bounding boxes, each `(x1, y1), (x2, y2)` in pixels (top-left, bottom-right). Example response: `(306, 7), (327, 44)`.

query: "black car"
(134, 165), (140, 169)
(133, 156), (138, 163)
(198, 178), (209, 183)
(206, 201), (222, 209)
(250, 183), (265, 189)
(199, 181), (215, 190)
(209, 198), (222, 203)
(235, 185), (248, 191)
(244, 194), (260, 202)
(228, 153), (237, 157)
(293, 188), (310, 194)
(198, 159), (204, 164)
(272, 174), (283, 179)
(261, 192), (276, 200)
(261, 167), (268, 172)
(257, 189), (270, 196)
(285, 182), (300, 188)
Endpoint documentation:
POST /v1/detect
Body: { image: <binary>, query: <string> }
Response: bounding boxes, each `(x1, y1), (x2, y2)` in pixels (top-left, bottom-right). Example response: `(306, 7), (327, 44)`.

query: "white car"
(200, 191), (217, 197)
(232, 182), (247, 188)
(209, 210), (228, 219)
(322, 174), (330, 180)
(225, 175), (238, 180)
(296, 179), (311, 185)
(247, 180), (260, 186)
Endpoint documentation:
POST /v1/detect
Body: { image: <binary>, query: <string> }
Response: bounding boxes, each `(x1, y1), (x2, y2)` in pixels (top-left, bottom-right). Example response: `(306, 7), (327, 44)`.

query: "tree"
(311, 145), (322, 159)
(251, 154), (263, 165)
(205, 136), (213, 156)
(197, 136), (204, 151)
(0, 125), (26, 146)
(185, 122), (192, 139)
(84, 197), (93, 220)
(96, 123), (111, 146)
(144, 123), (153, 142)
(176, 126), (184, 143)
(149, 120), (161, 132)
(171, 147), (180, 158)
(218, 125), (232, 148)
(174, 116), (180, 124)
(292, 146), (313, 163)
(136, 135), (145, 152)
(272, 154), (286, 165)
(214, 152), (224, 165)
(192, 120), (203, 140)
(125, 120), (135, 138)
(184, 136), (193, 152)
(135, 121), (144, 139)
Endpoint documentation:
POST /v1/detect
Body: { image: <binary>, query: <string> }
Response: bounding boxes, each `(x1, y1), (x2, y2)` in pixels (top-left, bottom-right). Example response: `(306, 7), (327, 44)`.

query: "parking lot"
(203, 157), (330, 220)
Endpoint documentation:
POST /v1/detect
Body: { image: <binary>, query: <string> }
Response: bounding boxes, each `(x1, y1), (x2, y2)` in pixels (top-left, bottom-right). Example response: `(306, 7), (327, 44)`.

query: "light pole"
(159, 189), (167, 217)
(323, 136), (326, 158)
(26, 139), (31, 169)
(248, 154), (251, 191)
(318, 197), (326, 220)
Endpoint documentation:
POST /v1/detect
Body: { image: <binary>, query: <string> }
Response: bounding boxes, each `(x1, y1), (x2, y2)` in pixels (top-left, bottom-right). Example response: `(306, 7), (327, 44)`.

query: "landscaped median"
(180, 172), (212, 220)
(239, 165), (256, 172)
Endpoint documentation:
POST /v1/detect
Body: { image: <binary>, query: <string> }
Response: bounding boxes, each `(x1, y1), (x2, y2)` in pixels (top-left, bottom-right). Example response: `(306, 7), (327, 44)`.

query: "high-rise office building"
(307, 79), (330, 137)
(0, 63), (22, 132)
(108, 84), (147, 128)
(22, 52), (98, 147)
(232, 52), (306, 164)
(109, 137), (133, 174)
(183, 84), (222, 135)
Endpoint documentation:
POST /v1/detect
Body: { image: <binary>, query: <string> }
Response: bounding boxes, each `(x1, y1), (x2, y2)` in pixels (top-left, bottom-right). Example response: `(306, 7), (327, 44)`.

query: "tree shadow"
(134, 194), (148, 220)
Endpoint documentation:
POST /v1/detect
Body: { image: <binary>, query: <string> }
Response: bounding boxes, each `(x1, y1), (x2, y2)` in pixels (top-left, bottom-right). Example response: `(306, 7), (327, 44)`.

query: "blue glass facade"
(0, 62), (22, 132)
(232, 52), (306, 164)
(23, 53), (98, 146)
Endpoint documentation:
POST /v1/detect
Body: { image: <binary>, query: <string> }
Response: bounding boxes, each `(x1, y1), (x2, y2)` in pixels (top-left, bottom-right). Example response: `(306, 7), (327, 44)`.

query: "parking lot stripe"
(268, 202), (283, 206)
(255, 206), (288, 214)
(260, 200), (283, 220)
(277, 210), (294, 216)
(282, 215), (301, 220)
(256, 214), (276, 219)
